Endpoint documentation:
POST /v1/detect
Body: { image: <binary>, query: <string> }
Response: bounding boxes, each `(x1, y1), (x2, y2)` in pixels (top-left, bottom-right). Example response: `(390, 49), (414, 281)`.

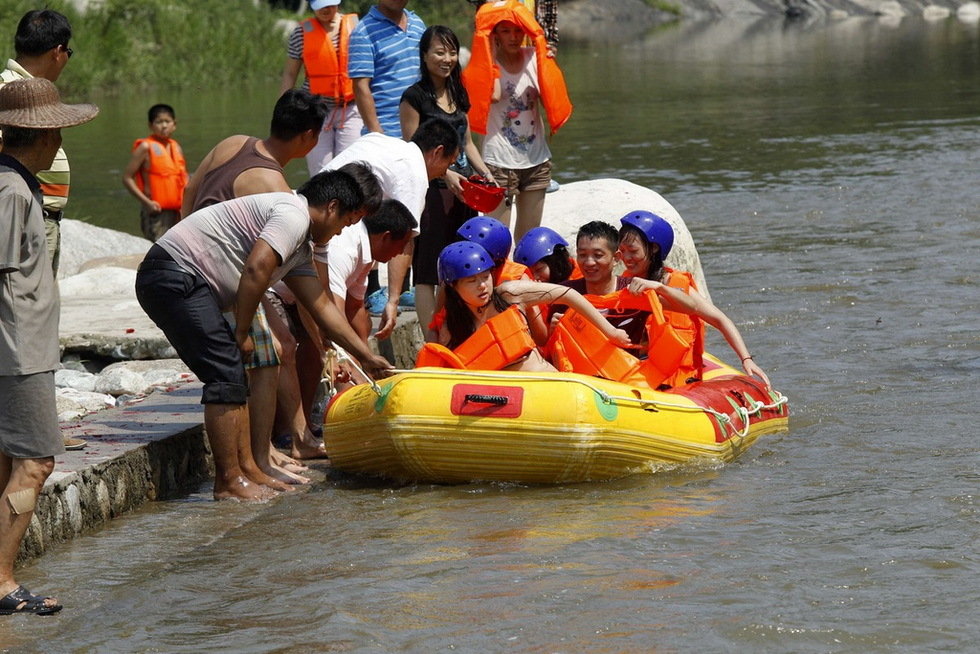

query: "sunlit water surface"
(3, 16), (979, 653)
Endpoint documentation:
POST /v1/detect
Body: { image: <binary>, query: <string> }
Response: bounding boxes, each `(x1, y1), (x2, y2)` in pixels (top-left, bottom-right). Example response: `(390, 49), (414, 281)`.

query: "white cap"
(310, 0), (341, 9)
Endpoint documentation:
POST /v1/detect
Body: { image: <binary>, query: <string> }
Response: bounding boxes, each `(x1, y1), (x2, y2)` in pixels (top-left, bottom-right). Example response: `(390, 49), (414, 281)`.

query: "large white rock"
(55, 369), (97, 393)
(94, 367), (151, 397)
(56, 387), (116, 422)
(537, 178), (710, 298)
(59, 219), (149, 280)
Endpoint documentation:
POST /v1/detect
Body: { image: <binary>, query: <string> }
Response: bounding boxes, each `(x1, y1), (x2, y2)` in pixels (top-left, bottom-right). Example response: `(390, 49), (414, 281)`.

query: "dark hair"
(270, 89), (329, 140)
(363, 199), (417, 240)
(14, 10), (71, 57)
(417, 26), (470, 114)
(619, 224), (664, 281)
(410, 117), (461, 157)
(0, 125), (42, 148)
(297, 169), (364, 213)
(335, 161), (382, 215)
(148, 104), (175, 123)
(539, 244), (574, 283)
(576, 221), (619, 252)
(444, 285), (510, 350)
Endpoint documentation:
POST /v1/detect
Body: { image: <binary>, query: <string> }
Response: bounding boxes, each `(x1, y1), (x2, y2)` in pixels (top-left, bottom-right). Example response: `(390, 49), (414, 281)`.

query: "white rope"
(379, 367), (788, 441)
(331, 345), (383, 395)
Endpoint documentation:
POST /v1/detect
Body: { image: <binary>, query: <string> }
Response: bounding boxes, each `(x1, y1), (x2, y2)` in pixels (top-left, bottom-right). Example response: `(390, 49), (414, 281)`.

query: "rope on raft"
(377, 368), (789, 442)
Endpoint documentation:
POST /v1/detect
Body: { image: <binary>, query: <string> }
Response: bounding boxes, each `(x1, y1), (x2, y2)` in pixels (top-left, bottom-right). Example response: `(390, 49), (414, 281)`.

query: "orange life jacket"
(568, 258), (583, 281)
(661, 268), (704, 386)
(302, 14), (356, 103)
(132, 136), (188, 211)
(416, 304), (537, 370)
(462, 0), (573, 136)
(547, 289), (695, 389)
(494, 259), (532, 284)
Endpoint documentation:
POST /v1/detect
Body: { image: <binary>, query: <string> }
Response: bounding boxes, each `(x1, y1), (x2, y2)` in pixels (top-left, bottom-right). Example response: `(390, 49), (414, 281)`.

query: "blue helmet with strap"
(456, 216), (512, 261)
(513, 226), (569, 267)
(438, 241), (495, 284)
(620, 210), (674, 259)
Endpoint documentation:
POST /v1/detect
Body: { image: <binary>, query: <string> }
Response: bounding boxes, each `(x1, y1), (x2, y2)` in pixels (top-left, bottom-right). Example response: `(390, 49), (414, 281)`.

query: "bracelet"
(741, 355), (753, 362)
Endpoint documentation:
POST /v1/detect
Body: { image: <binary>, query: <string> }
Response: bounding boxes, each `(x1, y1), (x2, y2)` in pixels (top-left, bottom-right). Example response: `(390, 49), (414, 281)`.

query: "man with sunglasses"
(1, 10), (74, 277)
(1, 9), (85, 451)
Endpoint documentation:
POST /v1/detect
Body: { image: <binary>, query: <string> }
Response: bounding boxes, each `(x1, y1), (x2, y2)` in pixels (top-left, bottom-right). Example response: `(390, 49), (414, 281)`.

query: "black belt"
(138, 244), (189, 274)
(43, 209), (64, 222)
(137, 257), (190, 274)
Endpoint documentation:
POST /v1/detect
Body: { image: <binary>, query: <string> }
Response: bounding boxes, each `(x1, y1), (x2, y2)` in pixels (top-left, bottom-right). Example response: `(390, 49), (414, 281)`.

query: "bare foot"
(271, 449), (309, 473)
(241, 465), (293, 493)
(260, 459), (310, 486)
(291, 438), (329, 461)
(213, 475), (274, 502)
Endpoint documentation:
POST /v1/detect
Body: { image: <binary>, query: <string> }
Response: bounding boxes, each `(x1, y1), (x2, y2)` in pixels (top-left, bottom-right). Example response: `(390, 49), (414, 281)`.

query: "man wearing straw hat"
(0, 77), (98, 616)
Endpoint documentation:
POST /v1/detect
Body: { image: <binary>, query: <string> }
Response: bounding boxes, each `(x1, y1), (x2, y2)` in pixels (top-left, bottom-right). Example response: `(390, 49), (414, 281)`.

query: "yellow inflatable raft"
(323, 354), (789, 484)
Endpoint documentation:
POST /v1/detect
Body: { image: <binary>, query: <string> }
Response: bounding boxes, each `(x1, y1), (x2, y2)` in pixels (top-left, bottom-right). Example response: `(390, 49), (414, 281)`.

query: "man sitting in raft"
(548, 212), (771, 389)
(415, 241), (629, 372)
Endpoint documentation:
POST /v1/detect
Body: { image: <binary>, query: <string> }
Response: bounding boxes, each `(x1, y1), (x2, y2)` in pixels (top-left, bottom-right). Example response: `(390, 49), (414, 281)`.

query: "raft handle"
(464, 394), (510, 405)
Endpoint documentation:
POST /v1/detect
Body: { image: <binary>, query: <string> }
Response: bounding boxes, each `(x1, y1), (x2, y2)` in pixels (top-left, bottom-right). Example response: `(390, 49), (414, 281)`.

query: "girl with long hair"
(400, 25), (497, 330)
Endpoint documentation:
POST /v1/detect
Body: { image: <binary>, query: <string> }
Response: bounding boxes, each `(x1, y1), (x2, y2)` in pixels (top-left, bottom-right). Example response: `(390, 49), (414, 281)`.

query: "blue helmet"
(437, 241), (495, 284)
(456, 216), (512, 261)
(513, 226), (569, 267)
(620, 211), (674, 259)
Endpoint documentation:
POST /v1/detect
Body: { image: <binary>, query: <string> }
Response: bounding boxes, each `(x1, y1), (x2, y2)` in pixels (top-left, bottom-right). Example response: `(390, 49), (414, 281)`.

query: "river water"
(4, 16), (979, 653)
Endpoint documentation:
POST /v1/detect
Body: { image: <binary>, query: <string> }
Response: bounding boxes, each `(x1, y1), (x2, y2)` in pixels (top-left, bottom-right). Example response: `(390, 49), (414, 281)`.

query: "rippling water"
(4, 16), (979, 653)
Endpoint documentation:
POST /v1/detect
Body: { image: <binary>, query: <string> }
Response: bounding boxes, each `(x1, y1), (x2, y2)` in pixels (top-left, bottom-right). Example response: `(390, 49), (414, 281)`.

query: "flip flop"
(0, 585), (62, 616)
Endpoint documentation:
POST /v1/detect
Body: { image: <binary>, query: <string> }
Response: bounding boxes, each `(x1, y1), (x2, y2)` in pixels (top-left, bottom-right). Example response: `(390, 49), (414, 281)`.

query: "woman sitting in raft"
(513, 226), (581, 284)
(616, 210), (771, 387)
(415, 241), (630, 372)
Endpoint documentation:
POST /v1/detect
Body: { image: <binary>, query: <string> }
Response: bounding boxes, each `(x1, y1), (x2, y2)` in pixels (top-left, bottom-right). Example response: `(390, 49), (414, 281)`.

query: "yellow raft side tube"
(323, 354), (789, 484)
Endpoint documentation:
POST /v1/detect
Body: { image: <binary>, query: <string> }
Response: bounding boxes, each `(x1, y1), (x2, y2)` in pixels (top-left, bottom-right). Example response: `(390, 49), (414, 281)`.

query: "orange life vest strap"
(661, 268), (705, 386)
(547, 289), (689, 388)
(463, 0), (573, 136)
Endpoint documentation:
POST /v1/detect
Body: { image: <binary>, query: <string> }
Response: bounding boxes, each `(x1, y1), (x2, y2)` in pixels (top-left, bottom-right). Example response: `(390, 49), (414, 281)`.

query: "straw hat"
(0, 78), (98, 129)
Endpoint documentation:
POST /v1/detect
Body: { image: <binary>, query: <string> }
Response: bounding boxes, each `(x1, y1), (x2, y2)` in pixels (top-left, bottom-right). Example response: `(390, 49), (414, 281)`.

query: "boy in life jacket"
(415, 241), (630, 372)
(122, 103), (188, 242)
(617, 210), (771, 388)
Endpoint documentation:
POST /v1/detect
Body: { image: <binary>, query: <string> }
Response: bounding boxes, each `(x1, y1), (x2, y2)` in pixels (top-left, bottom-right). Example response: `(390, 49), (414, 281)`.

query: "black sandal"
(0, 586), (62, 616)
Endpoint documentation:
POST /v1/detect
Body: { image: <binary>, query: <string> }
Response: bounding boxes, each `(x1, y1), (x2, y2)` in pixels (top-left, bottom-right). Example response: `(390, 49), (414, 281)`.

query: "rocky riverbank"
(558, 0), (980, 42)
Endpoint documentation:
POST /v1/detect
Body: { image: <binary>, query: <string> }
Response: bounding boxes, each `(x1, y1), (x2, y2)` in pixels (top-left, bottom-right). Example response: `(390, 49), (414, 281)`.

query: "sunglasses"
(61, 44), (73, 58)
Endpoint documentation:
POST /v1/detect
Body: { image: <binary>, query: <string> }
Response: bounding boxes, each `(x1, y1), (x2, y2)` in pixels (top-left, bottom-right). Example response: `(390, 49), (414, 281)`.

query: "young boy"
(122, 103), (188, 241)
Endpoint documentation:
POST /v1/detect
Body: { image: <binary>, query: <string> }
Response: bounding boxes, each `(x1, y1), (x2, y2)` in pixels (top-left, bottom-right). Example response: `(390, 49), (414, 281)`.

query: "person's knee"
(12, 457), (55, 491)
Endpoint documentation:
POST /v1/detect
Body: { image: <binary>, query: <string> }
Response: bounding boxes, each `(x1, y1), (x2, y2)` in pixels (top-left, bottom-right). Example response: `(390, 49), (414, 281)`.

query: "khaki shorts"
(487, 160), (553, 203)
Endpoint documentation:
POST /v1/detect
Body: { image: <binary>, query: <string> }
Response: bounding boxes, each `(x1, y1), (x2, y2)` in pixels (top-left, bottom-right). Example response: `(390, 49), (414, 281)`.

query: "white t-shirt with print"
(482, 48), (552, 170)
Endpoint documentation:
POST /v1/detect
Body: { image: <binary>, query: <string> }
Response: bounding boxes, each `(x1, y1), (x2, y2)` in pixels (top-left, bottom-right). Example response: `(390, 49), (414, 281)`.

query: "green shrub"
(0, 0), (479, 94)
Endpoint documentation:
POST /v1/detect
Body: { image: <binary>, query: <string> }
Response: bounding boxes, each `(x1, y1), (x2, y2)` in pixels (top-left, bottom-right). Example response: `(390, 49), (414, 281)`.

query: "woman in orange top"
(281, 0), (362, 176)
(418, 241), (629, 372)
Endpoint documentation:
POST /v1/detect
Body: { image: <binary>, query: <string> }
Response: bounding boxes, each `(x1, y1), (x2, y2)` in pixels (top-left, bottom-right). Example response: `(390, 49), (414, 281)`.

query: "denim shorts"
(135, 250), (248, 405)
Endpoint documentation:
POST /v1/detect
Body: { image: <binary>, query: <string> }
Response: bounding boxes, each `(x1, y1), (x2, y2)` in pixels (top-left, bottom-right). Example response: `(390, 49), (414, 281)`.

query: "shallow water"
(4, 15), (980, 653)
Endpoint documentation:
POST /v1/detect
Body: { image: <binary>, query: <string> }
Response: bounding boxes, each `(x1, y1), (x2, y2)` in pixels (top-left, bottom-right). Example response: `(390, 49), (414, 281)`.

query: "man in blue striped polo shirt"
(348, 0), (425, 138)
